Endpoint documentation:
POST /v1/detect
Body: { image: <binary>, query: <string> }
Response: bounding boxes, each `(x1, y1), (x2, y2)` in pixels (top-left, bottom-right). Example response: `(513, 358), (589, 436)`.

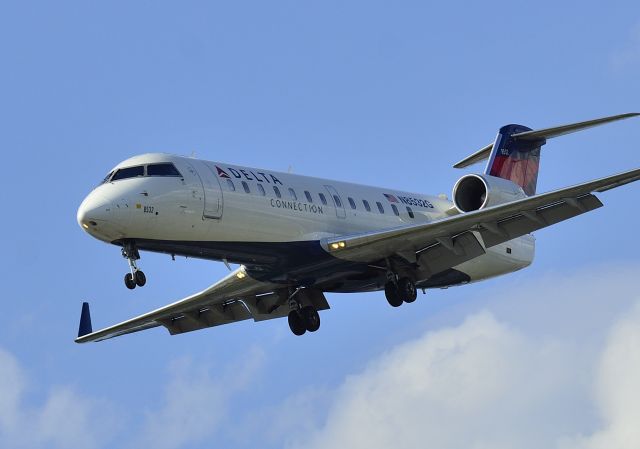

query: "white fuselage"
(77, 153), (534, 292)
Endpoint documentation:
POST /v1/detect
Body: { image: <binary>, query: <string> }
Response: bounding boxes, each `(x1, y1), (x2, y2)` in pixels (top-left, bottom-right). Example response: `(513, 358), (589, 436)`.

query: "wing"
(76, 267), (329, 343)
(322, 167), (640, 272)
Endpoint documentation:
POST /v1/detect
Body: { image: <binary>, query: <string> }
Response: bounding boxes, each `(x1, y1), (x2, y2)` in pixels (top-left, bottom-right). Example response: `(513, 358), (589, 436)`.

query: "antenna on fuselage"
(222, 258), (232, 271)
(288, 165), (293, 173)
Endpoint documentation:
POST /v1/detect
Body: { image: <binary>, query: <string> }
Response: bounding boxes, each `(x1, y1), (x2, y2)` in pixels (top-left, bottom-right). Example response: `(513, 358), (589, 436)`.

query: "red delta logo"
(215, 166), (231, 178)
(214, 165), (284, 185)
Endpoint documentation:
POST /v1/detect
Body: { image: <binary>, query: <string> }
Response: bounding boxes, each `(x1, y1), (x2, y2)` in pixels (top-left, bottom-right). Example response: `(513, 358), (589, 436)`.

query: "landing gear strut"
(122, 241), (146, 290)
(287, 289), (320, 336)
(384, 275), (417, 307)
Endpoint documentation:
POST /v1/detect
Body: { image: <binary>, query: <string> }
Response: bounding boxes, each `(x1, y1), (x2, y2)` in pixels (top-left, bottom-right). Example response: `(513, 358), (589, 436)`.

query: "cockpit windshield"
(147, 163), (182, 177)
(101, 171), (114, 184)
(101, 163), (183, 184)
(111, 165), (144, 181)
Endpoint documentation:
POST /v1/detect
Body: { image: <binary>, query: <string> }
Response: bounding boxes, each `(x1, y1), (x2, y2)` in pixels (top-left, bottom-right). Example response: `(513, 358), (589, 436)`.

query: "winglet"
(77, 302), (93, 339)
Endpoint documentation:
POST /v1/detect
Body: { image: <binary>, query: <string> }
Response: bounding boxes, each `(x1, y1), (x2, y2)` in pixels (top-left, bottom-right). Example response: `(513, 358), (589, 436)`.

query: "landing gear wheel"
(385, 282), (403, 307)
(288, 310), (306, 336)
(122, 241), (144, 289)
(399, 277), (417, 303)
(124, 273), (136, 290)
(301, 306), (320, 332)
(135, 270), (147, 287)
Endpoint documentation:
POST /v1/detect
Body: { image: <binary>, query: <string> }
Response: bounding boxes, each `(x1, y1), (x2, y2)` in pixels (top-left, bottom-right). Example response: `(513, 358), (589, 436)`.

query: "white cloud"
(611, 21), (640, 72)
(0, 348), (118, 449)
(276, 266), (640, 449)
(133, 346), (265, 449)
(0, 348), (26, 434)
(561, 302), (640, 449)
(0, 338), (266, 449)
(238, 386), (332, 447)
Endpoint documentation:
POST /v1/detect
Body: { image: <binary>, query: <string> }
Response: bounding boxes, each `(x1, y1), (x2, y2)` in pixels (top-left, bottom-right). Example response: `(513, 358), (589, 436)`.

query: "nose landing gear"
(122, 242), (146, 290)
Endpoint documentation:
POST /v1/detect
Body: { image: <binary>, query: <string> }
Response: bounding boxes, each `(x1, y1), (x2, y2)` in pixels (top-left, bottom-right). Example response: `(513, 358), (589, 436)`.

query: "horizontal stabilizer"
(78, 302), (93, 338)
(511, 112), (640, 141)
(454, 112), (639, 169)
(452, 143), (494, 169)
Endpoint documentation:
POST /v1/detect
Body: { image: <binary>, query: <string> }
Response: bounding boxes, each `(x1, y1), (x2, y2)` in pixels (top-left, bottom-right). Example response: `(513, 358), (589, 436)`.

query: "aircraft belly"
(454, 235), (535, 282)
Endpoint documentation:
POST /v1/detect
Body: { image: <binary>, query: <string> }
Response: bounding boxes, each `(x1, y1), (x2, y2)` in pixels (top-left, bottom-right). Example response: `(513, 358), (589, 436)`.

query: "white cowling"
(452, 174), (527, 213)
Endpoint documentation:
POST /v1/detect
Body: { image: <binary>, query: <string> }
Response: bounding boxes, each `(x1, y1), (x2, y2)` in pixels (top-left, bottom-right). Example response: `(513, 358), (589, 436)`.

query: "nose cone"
(77, 192), (111, 230)
(77, 190), (128, 242)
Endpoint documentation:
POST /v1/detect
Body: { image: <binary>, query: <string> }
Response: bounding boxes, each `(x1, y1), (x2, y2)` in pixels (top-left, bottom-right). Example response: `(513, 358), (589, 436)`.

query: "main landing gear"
(384, 275), (417, 307)
(122, 241), (146, 290)
(287, 289), (320, 336)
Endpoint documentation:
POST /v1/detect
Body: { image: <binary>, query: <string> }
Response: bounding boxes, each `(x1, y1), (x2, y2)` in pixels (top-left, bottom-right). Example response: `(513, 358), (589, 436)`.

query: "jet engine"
(452, 174), (527, 213)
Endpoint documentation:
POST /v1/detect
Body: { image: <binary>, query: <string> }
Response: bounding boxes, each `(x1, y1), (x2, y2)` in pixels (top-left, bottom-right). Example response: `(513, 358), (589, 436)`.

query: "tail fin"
(454, 113), (640, 196)
(485, 124), (545, 196)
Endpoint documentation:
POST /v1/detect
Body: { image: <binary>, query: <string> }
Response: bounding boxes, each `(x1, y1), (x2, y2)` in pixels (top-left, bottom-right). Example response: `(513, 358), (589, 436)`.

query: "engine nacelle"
(452, 174), (527, 213)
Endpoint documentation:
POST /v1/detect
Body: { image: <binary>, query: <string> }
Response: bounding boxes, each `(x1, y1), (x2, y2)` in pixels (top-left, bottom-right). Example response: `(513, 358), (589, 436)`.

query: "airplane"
(75, 112), (640, 343)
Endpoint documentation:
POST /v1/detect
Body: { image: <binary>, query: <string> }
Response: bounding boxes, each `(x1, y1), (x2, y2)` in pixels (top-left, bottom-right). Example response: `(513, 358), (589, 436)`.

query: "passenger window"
(333, 195), (342, 208)
(363, 200), (371, 212)
(319, 193), (328, 205)
(273, 186), (282, 198)
(377, 201), (384, 214)
(391, 204), (399, 216)
(288, 188), (297, 200)
(348, 197), (356, 209)
(406, 207), (415, 219)
(257, 184), (266, 196)
(226, 179), (236, 191)
(111, 166), (144, 181)
(242, 181), (250, 194)
(147, 163), (182, 177)
(305, 191), (313, 203)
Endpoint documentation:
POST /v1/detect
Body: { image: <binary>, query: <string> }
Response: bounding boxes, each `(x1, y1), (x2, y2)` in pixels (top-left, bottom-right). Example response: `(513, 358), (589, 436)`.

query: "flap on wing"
(417, 231), (485, 277)
(478, 194), (602, 248)
(158, 301), (254, 335)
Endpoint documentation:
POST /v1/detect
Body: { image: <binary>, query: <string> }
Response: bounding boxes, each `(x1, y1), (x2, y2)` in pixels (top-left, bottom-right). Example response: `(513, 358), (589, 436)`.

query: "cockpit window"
(107, 163), (182, 183)
(111, 165), (144, 181)
(147, 163), (182, 177)
(101, 171), (114, 184)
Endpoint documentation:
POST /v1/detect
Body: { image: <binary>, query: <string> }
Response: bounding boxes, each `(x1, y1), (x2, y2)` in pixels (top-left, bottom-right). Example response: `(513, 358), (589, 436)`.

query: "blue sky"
(1, 1), (640, 448)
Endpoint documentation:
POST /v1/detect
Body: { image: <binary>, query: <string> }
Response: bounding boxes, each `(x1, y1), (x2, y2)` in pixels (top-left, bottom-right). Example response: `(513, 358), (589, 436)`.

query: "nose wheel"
(122, 242), (146, 290)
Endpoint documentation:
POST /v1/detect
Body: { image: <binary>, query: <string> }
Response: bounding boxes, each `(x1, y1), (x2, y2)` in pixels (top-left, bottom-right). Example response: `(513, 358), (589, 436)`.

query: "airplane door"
(190, 160), (224, 219)
(324, 185), (346, 219)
